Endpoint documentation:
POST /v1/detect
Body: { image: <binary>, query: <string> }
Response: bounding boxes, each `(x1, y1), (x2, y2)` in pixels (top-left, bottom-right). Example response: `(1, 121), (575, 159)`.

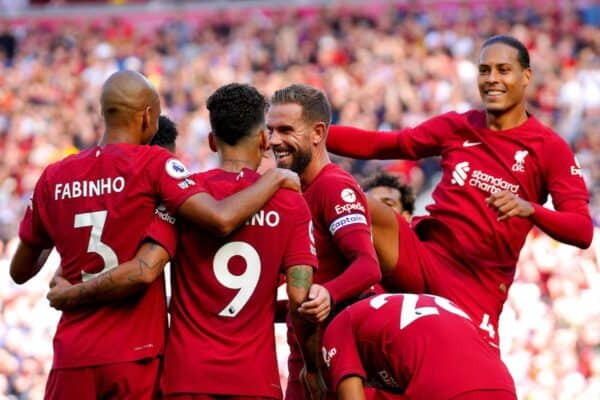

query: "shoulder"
(42, 148), (94, 180)
(314, 164), (362, 193)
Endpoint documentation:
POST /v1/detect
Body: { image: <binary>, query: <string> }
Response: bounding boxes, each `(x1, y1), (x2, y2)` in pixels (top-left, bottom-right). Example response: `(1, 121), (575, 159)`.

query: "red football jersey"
(322, 293), (516, 399)
(161, 168), (317, 398)
(18, 144), (201, 368)
(329, 110), (591, 345)
(286, 163), (379, 400)
(302, 163), (375, 300)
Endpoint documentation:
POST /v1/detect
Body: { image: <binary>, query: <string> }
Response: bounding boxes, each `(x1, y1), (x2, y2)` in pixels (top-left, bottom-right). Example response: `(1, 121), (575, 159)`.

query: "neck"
(485, 103), (528, 131)
(219, 149), (259, 173)
(300, 147), (331, 188)
(100, 127), (142, 146)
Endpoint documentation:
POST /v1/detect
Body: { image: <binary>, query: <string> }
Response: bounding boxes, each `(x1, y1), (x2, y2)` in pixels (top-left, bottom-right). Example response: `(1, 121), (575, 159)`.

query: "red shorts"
(384, 216), (503, 349)
(44, 358), (160, 400)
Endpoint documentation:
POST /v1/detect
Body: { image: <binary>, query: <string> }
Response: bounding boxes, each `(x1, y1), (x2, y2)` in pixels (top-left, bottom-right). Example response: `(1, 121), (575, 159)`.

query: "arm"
(337, 376), (366, 400)
(367, 195), (400, 275)
(47, 241), (169, 310)
(287, 265), (327, 400)
(10, 241), (51, 284)
(178, 168), (300, 236)
(530, 200), (593, 248)
(323, 230), (382, 305)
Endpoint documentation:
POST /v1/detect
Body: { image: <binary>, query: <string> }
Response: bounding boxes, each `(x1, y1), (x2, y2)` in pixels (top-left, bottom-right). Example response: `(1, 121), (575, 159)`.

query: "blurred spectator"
(0, 1), (599, 398)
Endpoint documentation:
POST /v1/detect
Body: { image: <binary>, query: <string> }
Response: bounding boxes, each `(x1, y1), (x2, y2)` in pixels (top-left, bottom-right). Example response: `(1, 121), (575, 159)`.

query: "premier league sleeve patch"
(165, 158), (191, 179)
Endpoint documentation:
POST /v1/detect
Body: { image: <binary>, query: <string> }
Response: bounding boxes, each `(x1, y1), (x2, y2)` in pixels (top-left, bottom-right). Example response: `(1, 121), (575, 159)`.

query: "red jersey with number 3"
(322, 293), (516, 399)
(18, 144), (201, 369)
(161, 168), (317, 399)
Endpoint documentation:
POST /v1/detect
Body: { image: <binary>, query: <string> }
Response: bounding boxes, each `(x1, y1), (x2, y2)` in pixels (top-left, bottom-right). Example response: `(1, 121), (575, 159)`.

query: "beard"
(285, 147), (312, 175)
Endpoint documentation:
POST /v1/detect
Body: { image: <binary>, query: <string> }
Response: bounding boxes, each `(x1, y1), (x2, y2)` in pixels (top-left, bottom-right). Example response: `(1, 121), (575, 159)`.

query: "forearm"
(324, 232), (381, 304)
(327, 125), (400, 159)
(10, 241), (48, 284)
(179, 170), (283, 236)
(531, 202), (593, 249)
(61, 259), (164, 307)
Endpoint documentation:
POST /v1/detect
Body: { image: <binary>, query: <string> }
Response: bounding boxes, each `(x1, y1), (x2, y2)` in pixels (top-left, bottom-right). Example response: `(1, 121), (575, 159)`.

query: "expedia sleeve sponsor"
(329, 213), (368, 235)
(155, 204), (176, 225)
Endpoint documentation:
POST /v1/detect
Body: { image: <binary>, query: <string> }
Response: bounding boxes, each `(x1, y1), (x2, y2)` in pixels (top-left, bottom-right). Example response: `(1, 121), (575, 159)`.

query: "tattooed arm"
(47, 241), (169, 310)
(287, 266), (327, 400)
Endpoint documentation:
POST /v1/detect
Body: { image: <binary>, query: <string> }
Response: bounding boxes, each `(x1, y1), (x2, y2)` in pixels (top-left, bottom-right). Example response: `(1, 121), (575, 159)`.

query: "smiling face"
(478, 42), (531, 115)
(266, 103), (314, 175)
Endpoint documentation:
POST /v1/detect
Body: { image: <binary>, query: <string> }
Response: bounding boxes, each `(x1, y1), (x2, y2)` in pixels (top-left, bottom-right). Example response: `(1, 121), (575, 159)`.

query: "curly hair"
(206, 83), (267, 146)
(362, 171), (415, 215)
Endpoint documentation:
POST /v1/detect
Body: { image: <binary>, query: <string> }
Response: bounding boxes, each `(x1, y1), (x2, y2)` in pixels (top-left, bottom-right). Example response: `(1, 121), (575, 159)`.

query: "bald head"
(100, 70), (161, 144)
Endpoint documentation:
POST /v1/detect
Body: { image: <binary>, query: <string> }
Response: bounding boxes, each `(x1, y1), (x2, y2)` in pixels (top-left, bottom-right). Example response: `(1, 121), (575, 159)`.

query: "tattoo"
(76, 269), (117, 304)
(129, 255), (167, 283)
(289, 268), (311, 289)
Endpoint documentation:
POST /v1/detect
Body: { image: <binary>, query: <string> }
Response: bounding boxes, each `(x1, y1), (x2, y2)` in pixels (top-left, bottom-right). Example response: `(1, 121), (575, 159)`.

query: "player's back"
(163, 168), (313, 399)
(27, 144), (193, 369)
(327, 293), (516, 399)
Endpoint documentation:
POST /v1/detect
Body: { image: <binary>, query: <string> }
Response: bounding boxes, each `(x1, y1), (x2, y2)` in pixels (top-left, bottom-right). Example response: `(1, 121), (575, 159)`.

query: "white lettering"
(334, 202), (366, 215)
(571, 166), (583, 177)
(329, 213), (368, 235)
(245, 210), (280, 227)
(155, 208), (176, 225)
(54, 177), (126, 200)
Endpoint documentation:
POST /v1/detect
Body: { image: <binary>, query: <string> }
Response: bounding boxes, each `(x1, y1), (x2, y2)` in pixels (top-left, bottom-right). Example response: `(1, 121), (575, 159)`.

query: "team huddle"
(9, 35), (591, 400)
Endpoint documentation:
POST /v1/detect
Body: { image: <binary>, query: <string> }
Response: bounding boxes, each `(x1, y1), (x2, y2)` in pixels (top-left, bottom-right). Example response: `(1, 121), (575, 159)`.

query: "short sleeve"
(282, 194), (318, 271)
(18, 169), (53, 248)
(144, 204), (178, 258)
(322, 309), (366, 392)
(146, 148), (205, 214)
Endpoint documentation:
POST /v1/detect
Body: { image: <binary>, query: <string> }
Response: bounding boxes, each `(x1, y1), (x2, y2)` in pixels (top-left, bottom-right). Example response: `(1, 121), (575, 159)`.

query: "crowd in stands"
(0, 1), (599, 398)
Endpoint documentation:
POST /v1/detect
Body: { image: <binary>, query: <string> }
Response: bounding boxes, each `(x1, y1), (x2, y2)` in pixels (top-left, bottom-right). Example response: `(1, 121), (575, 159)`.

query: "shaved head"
(100, 70), (161, 144)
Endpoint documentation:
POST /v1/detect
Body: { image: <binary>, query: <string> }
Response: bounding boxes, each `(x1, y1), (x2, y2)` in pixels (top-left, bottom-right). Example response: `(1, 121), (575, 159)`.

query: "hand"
(270, 168), (301, 192)
(486, 191), (534, 221)
(300, 367), (327, 400)
(49, 266), (64, 288)
(298, 284), (331, 323)
(47, 276), (74, 310)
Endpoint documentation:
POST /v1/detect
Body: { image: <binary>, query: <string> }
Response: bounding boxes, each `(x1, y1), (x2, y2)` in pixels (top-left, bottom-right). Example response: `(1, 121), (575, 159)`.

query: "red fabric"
(18, 143), (201, 369)
(322, 294), (516, 399)
(286, 163), (380, 400)
(44, 358), (160, 400)
(162, 168), (316, 398)
(302, 163), (380, 304)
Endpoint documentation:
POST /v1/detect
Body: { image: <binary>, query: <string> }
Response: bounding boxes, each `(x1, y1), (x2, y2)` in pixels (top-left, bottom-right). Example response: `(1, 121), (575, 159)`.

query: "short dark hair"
(481, 35), (530, 69)
(362, 172), (415, 215)
(206, 83), (267, 146)
(270, 84), (331, 129)
(150, 115), (178, 151)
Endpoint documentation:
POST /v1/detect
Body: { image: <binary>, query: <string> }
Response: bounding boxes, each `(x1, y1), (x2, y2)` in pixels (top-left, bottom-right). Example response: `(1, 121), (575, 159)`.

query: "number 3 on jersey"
(74, 211), (118, 282)
(213, 241), (261, 317)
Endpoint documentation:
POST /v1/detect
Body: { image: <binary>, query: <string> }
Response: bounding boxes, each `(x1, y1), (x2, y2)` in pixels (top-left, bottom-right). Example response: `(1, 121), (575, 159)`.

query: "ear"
(522, 67), (532, 87)
(259, 129), (269, 151)
(312, 122), (327, 145)
(208, 132), (218, 153)
(141, 106), (150, 137)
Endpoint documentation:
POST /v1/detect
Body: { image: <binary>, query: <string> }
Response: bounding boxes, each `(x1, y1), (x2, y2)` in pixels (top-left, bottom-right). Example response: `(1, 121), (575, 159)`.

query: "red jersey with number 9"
(18, 144), (202, 369)
(161, 168), (317, 399)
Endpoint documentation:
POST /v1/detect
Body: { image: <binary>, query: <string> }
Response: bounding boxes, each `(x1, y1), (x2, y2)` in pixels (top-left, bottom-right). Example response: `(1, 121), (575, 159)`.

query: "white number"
(74, 211), (118, 282)
(370, 293), (471, 330)
(213, 241), (261, 317)
(479, 313), (496, 339)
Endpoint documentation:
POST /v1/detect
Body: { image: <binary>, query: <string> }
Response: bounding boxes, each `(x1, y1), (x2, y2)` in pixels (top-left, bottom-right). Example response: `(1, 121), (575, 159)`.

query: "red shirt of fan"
(18, 144), (200, 368)
(161, 168), (317, 399)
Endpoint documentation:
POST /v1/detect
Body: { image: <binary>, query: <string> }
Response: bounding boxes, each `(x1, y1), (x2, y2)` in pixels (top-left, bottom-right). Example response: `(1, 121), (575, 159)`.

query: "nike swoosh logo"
(463, 140), (482, 147)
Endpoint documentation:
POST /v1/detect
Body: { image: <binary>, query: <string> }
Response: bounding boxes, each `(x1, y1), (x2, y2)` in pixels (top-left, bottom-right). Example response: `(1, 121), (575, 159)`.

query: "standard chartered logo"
(451, 161), (520, 195)
(451, 161), (470, 186)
